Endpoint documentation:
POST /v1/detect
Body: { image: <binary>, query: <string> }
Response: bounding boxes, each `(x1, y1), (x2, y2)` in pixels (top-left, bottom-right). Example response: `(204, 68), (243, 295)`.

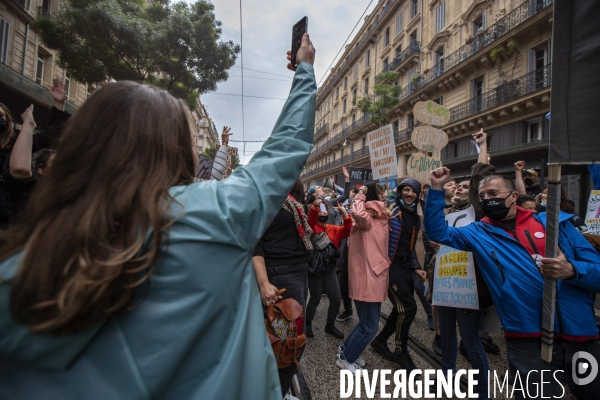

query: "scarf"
(281, 195), (313, 251)
(448, 198), (470, 214)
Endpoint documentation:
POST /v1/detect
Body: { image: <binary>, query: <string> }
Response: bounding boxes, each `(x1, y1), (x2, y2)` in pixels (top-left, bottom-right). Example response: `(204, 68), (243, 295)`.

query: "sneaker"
(370, 338), (394, 362)
(432, 335), (442, 357)
(427, 315), (435, 331)
(283, 390), (299, 400)
(481, 336), (501, 354)
(336, 310), (353, 321)
(393, 352), (417, 373)
(459, 340), (471, 363)
(337, 345), (365, 367)
(336, 352), (362, 373)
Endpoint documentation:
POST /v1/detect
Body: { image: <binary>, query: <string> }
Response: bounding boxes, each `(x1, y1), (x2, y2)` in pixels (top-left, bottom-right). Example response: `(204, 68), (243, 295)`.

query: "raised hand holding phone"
(290, 17), (308, 67)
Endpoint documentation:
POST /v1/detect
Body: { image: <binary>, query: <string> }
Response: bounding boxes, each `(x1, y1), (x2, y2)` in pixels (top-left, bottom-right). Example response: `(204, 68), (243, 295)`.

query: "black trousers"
(505, 337), (600, 400)
(338, 239), (353, 312)
(375, 259), (417, 354)
(306, 269), (341, 325)
(265, 262), (308, 397)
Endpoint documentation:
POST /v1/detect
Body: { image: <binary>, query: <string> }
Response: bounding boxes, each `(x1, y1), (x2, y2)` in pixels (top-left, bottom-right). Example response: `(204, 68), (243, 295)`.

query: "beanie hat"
(364, 182), (380, 202)
(307, 185), (317, 196)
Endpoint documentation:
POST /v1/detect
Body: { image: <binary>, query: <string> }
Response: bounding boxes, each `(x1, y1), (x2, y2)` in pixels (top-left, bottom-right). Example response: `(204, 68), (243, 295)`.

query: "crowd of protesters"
(0, 31), (599, 400)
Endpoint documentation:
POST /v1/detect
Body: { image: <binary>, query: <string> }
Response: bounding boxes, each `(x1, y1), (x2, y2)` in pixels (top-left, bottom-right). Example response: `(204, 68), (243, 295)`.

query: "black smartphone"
(290, 17), (308, 67)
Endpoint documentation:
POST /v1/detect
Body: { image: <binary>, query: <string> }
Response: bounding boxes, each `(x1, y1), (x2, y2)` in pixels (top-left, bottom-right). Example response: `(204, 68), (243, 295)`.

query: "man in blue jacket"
(425, 166), (600, 399)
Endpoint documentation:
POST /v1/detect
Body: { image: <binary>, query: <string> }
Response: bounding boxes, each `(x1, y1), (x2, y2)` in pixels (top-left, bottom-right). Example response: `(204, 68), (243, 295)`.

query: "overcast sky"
(187, 0), (378, 164)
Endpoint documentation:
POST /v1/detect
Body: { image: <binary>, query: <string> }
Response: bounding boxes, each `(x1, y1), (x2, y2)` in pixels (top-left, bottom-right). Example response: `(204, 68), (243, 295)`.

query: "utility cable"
(203, 92), (287, 100)
(317, 0), (375, 87)
(232, 65), (292, 78)
(239, 0), (246, 154)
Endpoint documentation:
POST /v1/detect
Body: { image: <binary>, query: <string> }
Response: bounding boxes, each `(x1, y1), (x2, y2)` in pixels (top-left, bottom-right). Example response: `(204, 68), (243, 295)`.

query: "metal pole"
(541, 164), (561, 362)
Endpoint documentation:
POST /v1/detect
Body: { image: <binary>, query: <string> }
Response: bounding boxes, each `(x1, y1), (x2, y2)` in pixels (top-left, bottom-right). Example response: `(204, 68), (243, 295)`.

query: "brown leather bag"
(265, 289), (306, 371)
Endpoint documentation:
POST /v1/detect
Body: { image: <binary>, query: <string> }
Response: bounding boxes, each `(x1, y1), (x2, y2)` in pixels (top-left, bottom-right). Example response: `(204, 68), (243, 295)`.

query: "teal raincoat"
(0, 63), (317, 399)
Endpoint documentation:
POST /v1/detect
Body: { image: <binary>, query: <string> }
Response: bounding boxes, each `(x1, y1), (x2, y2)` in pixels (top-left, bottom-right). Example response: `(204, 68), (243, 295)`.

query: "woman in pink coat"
(336, 182), (390, 372)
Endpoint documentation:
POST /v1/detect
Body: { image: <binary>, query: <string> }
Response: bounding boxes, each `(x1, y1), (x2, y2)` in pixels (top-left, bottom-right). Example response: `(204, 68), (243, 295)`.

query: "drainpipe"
(419, 0), (424, 74)
(21, 23), (29, 75)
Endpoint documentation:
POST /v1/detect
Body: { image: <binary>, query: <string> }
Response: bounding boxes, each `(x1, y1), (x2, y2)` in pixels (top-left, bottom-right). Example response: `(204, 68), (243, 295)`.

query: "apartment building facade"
(0, 0), (88, 122)
(302, 0), (589, 213)
(190, 101), (219, 155)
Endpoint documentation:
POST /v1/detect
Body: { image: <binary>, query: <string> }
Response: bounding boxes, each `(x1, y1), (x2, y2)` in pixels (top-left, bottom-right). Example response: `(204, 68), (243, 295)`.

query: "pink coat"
(348, 193), (390, 303)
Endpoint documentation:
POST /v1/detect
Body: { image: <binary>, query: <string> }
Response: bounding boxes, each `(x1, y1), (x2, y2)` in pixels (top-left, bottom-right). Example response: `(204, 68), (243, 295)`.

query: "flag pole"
(541, 164), (561, 362)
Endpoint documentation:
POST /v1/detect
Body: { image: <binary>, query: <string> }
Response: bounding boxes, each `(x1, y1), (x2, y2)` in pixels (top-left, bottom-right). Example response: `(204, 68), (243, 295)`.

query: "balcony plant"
(506, 40), (519, 56)
(490, 46), (504, 63)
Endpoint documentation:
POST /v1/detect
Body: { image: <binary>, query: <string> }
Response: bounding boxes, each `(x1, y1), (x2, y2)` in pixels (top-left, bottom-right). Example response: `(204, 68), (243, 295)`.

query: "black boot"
(370, 337), (394, 361)
(306, 322), (314, 338)
(325, 323), (344, 339)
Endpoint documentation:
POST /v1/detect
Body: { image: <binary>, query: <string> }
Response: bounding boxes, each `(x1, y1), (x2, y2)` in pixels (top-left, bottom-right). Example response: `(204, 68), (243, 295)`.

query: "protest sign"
(366, 124), (398, 180)
(413, 101), (450, 127)
(406, 152), (442, 184)
(348, 167), (374, 185)
(432, 206), (479, 310)
(479, 306), (502, 335)
(196, 155), (214, 180)
(411, 126), (449, 158)
(584, 190), (600, 235)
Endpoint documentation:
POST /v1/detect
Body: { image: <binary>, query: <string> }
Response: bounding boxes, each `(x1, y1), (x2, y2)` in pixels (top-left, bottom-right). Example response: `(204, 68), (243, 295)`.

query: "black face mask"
(317, 215), (328, 223)
(481, 193), (514, 221)
(0, 117), (5, 132)
(523, 178), (535, 186)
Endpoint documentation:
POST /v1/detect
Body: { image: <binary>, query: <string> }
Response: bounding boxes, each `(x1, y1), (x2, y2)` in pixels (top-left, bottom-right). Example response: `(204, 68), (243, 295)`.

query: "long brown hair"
(0, 81), (197, 334)
(0, 102), (14, 149)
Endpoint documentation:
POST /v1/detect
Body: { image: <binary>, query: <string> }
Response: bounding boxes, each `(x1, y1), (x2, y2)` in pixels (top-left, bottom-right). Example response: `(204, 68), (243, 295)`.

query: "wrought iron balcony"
(400, 0), (553, 101)
(449, 63), (551, 123)
(382, 42), (420, 75)
(314, 123), (329, 139)
(308, 115), (370, 161)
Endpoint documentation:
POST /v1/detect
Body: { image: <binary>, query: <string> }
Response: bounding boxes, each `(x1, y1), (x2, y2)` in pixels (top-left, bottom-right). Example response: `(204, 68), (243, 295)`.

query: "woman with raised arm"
(0, 34), (316, 400)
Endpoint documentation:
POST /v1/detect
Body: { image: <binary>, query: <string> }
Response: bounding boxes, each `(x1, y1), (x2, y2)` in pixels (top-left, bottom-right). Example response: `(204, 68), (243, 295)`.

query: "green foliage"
(230, 154), (241, 170)
(33, 0), (239, 109)
(507, 40), (519, 56)
(201, 142), (218, 159)
(356, 71), (402, 127)
(490, 46), (504, 63)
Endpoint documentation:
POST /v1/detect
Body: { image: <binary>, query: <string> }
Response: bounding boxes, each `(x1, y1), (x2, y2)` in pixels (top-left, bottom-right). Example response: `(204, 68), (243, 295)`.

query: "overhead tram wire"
(317, 0), (376, 87)
(204, 93), (287, 101)
(232, 65), (293, 79)
(239, 0), (246, 156)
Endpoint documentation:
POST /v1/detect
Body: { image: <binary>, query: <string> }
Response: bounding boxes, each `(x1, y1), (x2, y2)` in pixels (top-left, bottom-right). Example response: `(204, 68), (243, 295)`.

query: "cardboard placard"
(196, 155), (214, 180)
(406, 153), (442, 184)
(413, 101), (451, 127)
(411, 126), (449, 158)
(432, 206), (479, 310)
(366, 124), (398, 180)
(348, 167), (374, 185)
(479, 305), (502, 335)
(583, 190), (600, 235)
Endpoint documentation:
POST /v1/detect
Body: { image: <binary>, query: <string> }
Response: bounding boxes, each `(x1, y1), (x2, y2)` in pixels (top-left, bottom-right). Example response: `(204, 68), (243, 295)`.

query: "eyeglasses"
(478, 190), (512, 202)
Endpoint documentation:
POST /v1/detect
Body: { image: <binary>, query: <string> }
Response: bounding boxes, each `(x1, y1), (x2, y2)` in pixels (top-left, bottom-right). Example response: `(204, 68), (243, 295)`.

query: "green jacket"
(0, 63), (316, 399)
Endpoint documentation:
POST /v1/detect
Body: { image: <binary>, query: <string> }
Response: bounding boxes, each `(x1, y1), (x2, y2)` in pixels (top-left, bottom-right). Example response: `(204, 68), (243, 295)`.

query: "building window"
(472, 13), (487, 36)
(64, 72), (71, 99)
(383, 58), (389, 72)
(435, 2), (446, 33)
(344, 77), (347, 90)
(343, 99), (347, 114)
(336, 86), (339, 99)
(0, 17), (10, 65)
(384, 27), (390, 47)
(364, 77), (369, 95)
(407, 113), (415, 130)
(471, 75), (484, 98)
(36, 52), (45, 85)
(410, 30), (418, 45)
(408, 68), (417, 82)
(527, 117), (544, 142)
(334, 105), (338, 120)
(365, 50), (370, 67)
(395, 45), (402, 59)
(352, 88), (357, 104)
(410, 0), (418, 18)
(353, 64), (358, 81)
(395, 12), (403, 35)
(434, 46), (445, 76)
(433, 96), (443, 105)
(392, 120), (399, 134)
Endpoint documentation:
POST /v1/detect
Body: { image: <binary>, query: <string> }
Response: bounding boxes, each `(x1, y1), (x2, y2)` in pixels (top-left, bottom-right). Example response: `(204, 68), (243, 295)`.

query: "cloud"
(185, 0), (377, 164)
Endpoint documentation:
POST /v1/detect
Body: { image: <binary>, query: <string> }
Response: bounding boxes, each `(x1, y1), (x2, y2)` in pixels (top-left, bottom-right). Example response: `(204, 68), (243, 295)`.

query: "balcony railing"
(449, 63), (551, 123)
(382, 42), (421, 74)
(318, 0), (402, 101)
(314, 123), (329, 139)
(308, 115), (370, 160)
(400, 0), (553, 101)
(302, 128), (410, 180)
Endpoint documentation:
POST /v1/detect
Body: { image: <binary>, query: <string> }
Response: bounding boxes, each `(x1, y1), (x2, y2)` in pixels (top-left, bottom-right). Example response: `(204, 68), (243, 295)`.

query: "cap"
(524, 169), (538, 178)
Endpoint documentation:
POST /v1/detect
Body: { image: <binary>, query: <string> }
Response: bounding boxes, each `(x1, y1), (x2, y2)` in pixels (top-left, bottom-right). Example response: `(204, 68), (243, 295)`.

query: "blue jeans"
(343, 300), (381, 363)
(438, 306), (489, 399)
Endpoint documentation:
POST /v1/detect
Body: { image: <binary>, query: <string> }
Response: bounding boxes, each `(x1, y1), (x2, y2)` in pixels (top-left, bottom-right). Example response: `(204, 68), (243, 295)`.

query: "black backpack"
(308, 232), (338, 276)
